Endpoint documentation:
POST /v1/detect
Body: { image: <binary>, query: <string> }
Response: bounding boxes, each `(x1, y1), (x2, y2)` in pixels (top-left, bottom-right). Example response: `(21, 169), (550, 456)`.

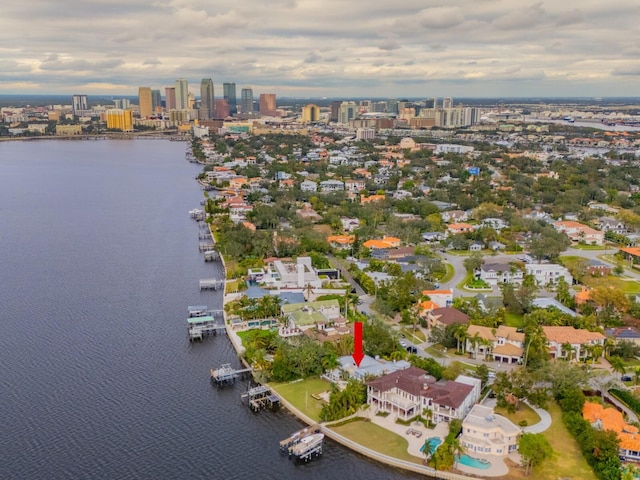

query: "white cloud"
(0, 0), (639, 96)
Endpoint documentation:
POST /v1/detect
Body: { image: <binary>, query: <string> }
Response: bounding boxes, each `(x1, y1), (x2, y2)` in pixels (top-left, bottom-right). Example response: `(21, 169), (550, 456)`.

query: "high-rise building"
(165, 87), (176, 111)
(151, 90), (162, 112)
(215, 99), (230, 119)
(425, 97), (437, 109)
(113, 98), (130, 109)
(338, 101), (357, 124)
(301, 104), (320, 123)
(386, 98), (398, 115)
(442, 97), (453, 109)
(138, 87), (153, 118)
(259, 93), (277, 116)
(175, 79), (189, 110)
(223, 83), (237, 115)
(199, 78), (214, 120)
(240, 87), (253, 114)
(106, 109), (133, 131)
(72, 94), (88, 116)
(330, 101), (342, 122)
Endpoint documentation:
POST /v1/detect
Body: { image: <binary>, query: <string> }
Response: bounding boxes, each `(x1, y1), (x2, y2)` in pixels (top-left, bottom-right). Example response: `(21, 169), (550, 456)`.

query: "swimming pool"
(457, 454), (491, 469)
(420, 437), (442, 453)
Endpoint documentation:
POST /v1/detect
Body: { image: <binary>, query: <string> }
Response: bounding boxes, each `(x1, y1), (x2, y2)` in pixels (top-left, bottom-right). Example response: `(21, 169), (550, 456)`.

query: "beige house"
(465, 325), (525, 364)
(461, 405), (520, 456)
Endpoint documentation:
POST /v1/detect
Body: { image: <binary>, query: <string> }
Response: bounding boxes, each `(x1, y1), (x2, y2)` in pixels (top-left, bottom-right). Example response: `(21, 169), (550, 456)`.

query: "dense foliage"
(319, 380), (367, 422)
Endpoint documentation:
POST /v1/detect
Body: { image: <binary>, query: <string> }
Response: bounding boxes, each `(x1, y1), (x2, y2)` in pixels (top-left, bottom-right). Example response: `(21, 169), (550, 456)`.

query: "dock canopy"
(188, 315), (215, 325)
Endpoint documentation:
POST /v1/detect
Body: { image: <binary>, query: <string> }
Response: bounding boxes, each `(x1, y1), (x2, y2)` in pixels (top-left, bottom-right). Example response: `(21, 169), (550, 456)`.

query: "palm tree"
(450, 438), (466, 469)
(590, 344), (604, 364)
(604, 338), (616, 358)
(561, 342), (575, 362)
(422, 438), (435, 462)
(454, 325), (469, 354)
(469, 332), (481, 359)
(609, 355), (627, 376)
(634, 367), (640, 386)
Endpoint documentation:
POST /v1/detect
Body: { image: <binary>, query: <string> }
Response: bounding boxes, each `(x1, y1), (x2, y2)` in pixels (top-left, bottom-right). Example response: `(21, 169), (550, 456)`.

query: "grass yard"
(331, 419), (422, 464)
(572, 244), (606, 250)
(495, 403), (540, 427)
(425, 345), (446, 358)
(271, 377), (331, 422)
(401, 327), (426, 343)
(504, 312), (524, 328)
(534, 402), (596, 480)
(437, 263), (455, 284)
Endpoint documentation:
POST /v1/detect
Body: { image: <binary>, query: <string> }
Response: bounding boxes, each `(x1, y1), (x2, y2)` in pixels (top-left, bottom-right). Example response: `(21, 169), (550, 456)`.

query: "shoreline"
(216, 248), (483, 480)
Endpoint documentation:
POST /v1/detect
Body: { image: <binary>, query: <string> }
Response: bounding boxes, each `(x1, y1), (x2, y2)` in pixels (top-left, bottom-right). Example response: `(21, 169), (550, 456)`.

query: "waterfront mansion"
(460, 405), (520, 456)
(365, 367), (481, 424)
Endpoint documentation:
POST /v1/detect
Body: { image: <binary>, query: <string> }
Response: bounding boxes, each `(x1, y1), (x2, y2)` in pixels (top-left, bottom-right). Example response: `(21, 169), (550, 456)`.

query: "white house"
(476, 262), (523, 286)
(542, 326), (605, 361)
(320, 180), (345, 192)
(366, 367), (480, 424)
(300, 180), (318, 192)
(262, 256), (322, 289)
(525, 263), (573, 286)
(461, 405), (520, 456)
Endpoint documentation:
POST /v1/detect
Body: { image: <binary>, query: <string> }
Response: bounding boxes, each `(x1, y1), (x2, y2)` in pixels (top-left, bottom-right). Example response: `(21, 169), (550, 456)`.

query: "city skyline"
(1, 1), (640, 97)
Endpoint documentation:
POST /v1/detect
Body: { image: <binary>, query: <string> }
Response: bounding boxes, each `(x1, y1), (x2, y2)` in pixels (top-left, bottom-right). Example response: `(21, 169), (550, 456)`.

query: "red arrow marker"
(352, 321), (364, 367)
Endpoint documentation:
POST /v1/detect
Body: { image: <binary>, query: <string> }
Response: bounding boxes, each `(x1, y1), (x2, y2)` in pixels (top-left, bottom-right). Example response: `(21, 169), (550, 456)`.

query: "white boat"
(289, 433), (324, 457)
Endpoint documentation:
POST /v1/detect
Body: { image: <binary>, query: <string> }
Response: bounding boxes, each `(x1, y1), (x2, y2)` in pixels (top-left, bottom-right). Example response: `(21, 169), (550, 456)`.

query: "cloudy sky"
(1, 0), (640, 97)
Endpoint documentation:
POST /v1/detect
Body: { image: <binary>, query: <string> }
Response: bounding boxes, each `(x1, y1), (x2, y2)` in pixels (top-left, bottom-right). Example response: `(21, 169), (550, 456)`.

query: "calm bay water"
(0, 140), (418, 480)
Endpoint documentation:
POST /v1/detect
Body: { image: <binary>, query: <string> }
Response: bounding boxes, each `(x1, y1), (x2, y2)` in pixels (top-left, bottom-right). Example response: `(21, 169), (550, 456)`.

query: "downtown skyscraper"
(138, 87), (152, 118)
(175, 78), (189, 110)
(200, 78), (214, 120)
(223, 83), (237, 115)
(240, 87), (253, 114)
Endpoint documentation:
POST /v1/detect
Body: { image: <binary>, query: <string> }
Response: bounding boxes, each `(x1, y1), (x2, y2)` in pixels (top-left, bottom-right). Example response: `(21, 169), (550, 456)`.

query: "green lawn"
(331, 419), (422, 464)
(504, 312), (524, 328)
(271, 377), (331, 422)
(572, 244), (606, 251)
(425, 345), (446, 358)
(401, 327), (426, 343)
(437, 263), (455, 284)
(534, 402), (596, 480)
(495, 403), (540, 427)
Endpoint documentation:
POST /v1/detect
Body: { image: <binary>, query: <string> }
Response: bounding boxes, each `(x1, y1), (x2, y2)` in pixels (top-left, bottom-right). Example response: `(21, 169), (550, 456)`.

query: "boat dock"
(204, 250), (219, 262)
(189, 209), (205, 220)
(187, 315), (226, 341)
(188, 305), (209, 317)
(198, 231), (212, 240)
(241, 385), (280, 411)
(210, 364), (252, 384)
(199, 279), (224, 290)
(288, 433), (325, 462)
(199, 243), (215, 252)
(279, 425), (321, 452)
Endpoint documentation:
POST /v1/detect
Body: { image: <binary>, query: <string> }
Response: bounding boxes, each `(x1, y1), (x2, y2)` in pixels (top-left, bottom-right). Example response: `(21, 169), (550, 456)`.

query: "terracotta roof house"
(425, 307), (470, 329)
(553, 220), (604, 246)
(583, 402), (640, 462)
(327, 235), (355, 250)
(366, 367), (480, 423)
(447, 223), (474, 235)
(542, 326), (605, 361)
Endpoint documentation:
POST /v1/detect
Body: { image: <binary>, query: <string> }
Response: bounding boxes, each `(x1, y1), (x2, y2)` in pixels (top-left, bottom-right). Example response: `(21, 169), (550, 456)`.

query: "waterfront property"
(460, 405), (520, 456)
(365, 367), (480, 424)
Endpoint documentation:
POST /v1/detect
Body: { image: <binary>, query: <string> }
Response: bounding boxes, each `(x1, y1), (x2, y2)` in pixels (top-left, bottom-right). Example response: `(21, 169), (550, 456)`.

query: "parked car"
(400, 340), (407, 348)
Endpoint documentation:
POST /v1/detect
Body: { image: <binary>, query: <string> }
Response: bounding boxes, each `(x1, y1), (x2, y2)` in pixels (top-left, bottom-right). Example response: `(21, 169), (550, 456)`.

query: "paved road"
(562, 246), (640, 280)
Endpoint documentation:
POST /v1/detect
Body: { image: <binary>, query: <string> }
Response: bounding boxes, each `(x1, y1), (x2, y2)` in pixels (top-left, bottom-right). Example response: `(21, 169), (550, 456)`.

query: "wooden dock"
(210, 364), (252, 385)
(241, 385), (280, 411)
(199, 279), (224, 290)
